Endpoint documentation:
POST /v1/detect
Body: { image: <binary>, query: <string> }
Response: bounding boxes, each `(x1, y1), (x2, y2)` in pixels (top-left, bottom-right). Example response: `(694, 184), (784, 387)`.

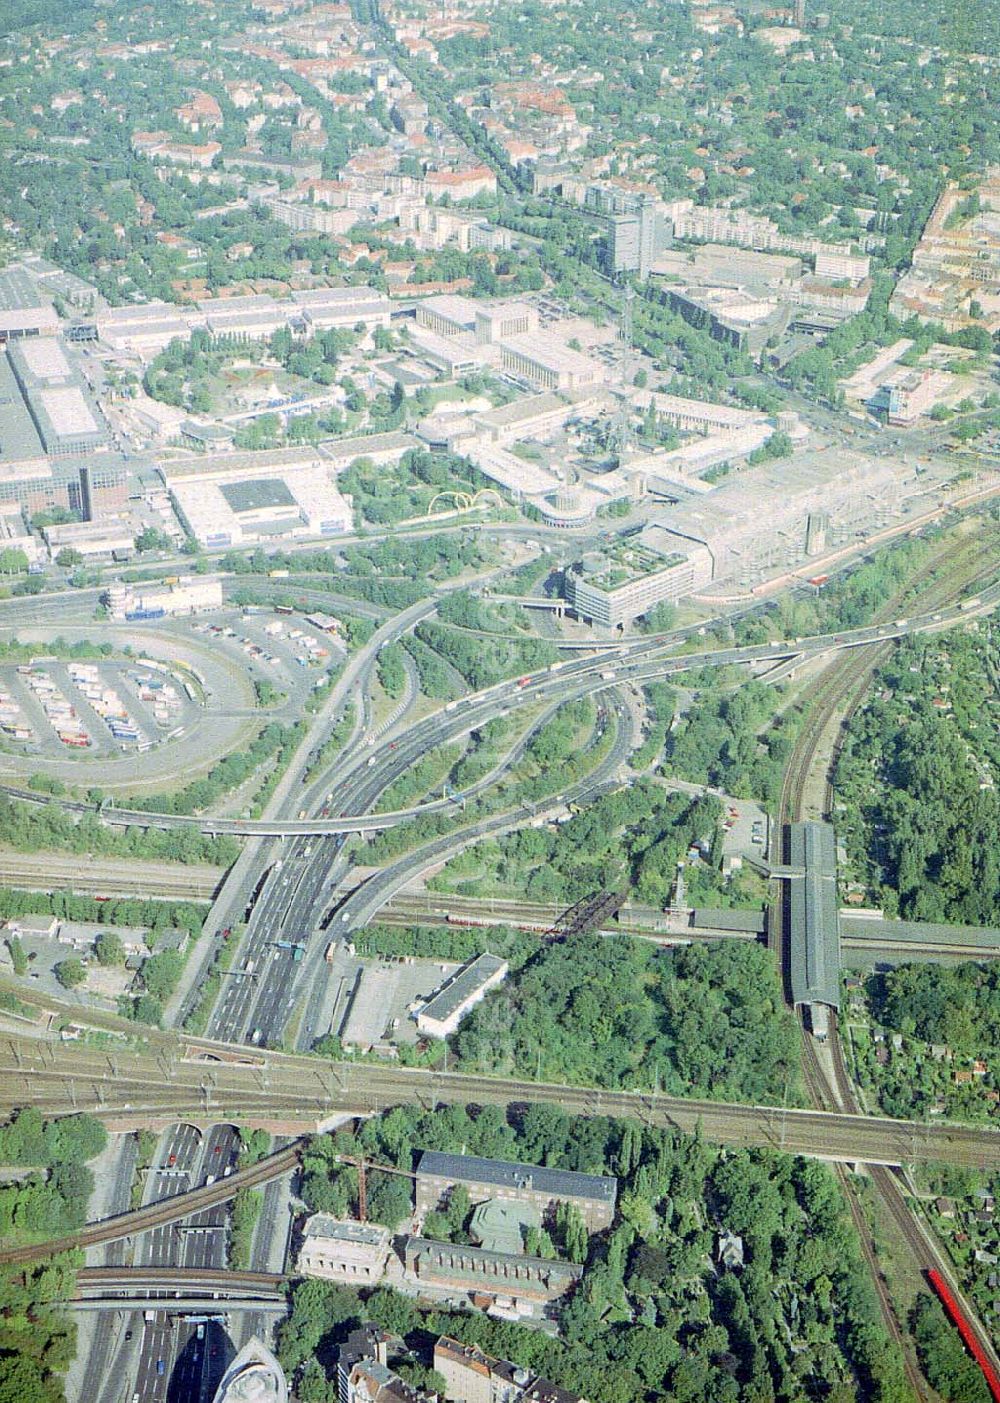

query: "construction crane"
(336, 1154), (419, 1224)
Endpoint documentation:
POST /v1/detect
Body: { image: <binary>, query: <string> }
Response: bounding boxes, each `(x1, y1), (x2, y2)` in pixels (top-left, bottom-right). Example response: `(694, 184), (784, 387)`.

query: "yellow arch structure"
(426, 488), (504, 516)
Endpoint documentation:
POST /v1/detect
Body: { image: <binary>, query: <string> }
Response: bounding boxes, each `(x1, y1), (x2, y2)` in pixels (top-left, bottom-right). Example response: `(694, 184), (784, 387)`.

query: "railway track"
(0, 861), (219, 902)
(0, 1142), (303, 1266)
(75, 1266), (284, 1295)
(775, 540), (1000, 1397)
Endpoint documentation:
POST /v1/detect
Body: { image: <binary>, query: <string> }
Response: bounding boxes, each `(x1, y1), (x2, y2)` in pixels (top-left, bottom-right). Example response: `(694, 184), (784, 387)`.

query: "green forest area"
(452, 932), (800, 1106)
(849, 961), (1000, 1125)
(0, 1110), (106, 1403)
(0, 794), (237, 867)
(281, 1103), (908, 1403)
(835, 624), (1000, 924)
(430, 781), (726, 907)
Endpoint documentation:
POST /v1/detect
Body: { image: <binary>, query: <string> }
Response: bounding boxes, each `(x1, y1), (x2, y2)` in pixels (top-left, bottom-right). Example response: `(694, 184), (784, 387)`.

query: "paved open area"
(0, 609), (340, 794)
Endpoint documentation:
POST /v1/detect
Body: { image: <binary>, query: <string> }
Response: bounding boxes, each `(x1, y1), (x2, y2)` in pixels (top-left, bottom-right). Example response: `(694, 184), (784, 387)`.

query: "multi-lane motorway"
(5, 522), (995, 1401)
(4, 581), (996, 842)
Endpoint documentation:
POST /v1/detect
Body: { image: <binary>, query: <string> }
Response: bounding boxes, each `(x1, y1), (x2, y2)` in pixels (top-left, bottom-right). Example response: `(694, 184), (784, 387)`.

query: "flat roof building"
(0, 353), (46, 465)
(298, 1215), (391, 1284)
(415, 294), (479, 337)
(474, 391), (592, 446)
(787, 821), (840, 1010)
(565, 537), (714, 628)
(160, 448), (352, 548)
(97, 285), (393, 360)
(415, 1150), (616, 1233)
(7, 342), (106, 458)
(0, 268), (60, 343)
(107, 575), (223, 620)
(293, 286), (392, 331)
(320, 430), (414, 470)
(406, 326), (485, 378)
(44, 520), (134, 561)
(196, 293), (287, 342)
(474, 302), (538, 345)
(414, 952), (508, 1038)
(498, 331), (600, 394)
(639, 390), (766, 437)
(96, 303), (192, 358)
(638, 449), (921, 585)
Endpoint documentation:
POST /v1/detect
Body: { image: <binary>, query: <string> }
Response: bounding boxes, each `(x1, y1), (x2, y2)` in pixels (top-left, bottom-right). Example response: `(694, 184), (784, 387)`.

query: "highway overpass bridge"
(0, 587), (995, 840)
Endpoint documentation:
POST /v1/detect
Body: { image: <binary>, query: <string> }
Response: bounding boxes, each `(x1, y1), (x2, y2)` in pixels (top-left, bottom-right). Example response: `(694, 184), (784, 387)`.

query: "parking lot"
(190, 609), (345, 701)
(325, 947), (461, 1052)
(721, 799), (770, 863)
(0, 658), (201, 757)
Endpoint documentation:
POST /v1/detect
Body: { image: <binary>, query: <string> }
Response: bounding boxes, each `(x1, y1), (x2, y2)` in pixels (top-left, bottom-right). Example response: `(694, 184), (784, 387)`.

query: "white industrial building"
(414, 294), (479, 337)
(96, 286), (393, 360)
(95, 302), (195, 358)
(474, 390), (605, 446)
(106, 575), (223, 620)
(474, 302), (538, 344)
(637, 390), (767, 437)
(413, 952), (509, 1038)
(196, 294), (287, 341)
(293, 286), (392, 331)
(565, 448), (931, 624)
(160, 448), (352, 549)
(566, 543), (714, 627)
(298, 1216), (391, 1285)
(44, 520), (135, 561)
(498, 331), (600, 393)
(407, 326), (486, 377)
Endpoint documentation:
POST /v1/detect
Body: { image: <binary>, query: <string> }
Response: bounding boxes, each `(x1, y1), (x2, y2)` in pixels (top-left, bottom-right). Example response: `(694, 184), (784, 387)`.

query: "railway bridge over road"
(761, 821), (1000, 1035)
(2, 1033), (997, 1178)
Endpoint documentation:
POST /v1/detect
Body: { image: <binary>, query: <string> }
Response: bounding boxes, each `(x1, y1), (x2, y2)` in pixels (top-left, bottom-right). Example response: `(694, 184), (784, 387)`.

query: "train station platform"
(841, 915), (1000, 961)
(787, 821), (841, 1010)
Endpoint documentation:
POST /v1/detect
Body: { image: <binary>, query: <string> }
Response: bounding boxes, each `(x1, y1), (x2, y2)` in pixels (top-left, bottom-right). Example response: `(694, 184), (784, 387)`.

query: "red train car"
(926, 1268), (1000, 1402)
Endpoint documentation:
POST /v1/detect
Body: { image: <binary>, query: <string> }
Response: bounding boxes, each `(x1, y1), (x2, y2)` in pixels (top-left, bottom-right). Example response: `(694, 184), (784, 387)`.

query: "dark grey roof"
(0, 354), (44, 461)
(405, 1235), (583, 1279)
(691, 907), (766, 933)
(841, 916), (1000, 952)
(220, 477), (296, 513)
(788, 821), (840, 1009)
(417, 952), (507, 1024)
(0, 269), (42, 312)
(416, 1150), (617, 1206)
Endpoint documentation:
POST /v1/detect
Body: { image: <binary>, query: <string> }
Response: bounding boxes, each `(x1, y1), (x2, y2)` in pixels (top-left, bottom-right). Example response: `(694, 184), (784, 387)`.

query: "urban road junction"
(0, 582), (997, 838)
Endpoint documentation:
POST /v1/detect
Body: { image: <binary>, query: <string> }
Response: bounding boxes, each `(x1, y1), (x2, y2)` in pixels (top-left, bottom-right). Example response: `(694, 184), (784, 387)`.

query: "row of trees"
(0, 795), (237, 868)
(128, 720), (301, 817)
(0, 886), (204, 937)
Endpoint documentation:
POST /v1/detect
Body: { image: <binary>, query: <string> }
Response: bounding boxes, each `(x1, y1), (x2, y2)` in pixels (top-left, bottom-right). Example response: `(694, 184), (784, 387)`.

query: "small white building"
(414, 952), (508, 1039)
(298, 1215), (391, 1285)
